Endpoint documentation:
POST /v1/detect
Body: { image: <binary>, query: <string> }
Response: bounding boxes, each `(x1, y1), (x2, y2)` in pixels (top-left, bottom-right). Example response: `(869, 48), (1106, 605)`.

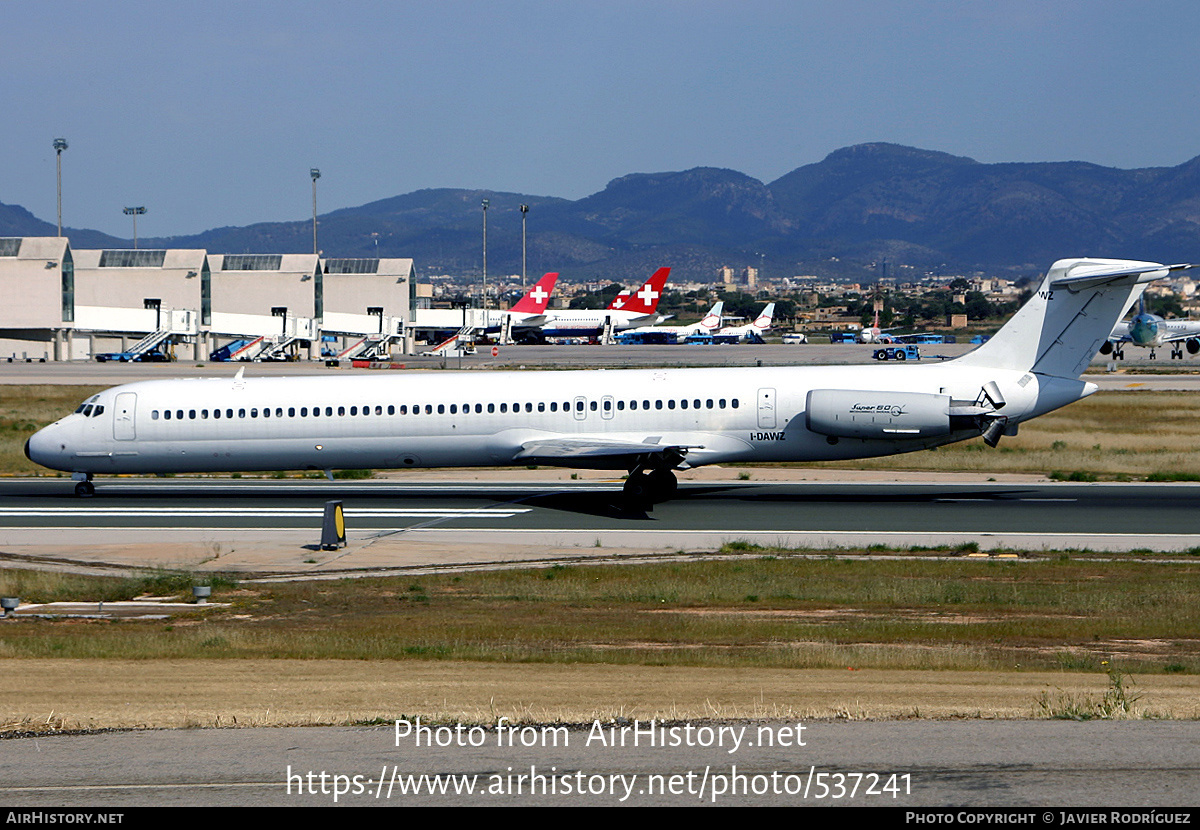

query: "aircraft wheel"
(646, 469), (678, 503)
(74, 481), (95, 497)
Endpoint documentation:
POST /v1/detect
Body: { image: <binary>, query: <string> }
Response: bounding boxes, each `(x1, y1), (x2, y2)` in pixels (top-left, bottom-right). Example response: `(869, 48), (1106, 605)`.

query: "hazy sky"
(5, 1), (1200, 238)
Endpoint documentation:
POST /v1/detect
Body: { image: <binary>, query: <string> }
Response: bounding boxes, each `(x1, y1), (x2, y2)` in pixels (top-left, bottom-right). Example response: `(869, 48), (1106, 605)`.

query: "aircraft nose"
(24, 425), (68, 472)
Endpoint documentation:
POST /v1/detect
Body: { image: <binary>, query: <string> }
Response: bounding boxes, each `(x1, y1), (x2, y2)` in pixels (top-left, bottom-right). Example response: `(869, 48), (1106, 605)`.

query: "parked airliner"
(621, 301), (724, 343)
(535, 267), (671, 338)
(717, 303), (775, 343)
(1099, 293), (1200, 360)
(26, 258), (1192, 505)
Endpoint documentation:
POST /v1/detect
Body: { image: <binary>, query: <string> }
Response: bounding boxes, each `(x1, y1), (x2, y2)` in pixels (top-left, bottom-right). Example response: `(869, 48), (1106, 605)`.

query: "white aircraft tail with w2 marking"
(957, 258), (1194, 378)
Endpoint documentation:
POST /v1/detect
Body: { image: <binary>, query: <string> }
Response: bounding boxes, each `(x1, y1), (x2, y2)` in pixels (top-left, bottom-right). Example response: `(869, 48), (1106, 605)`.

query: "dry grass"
(2, 660), (1197, 731)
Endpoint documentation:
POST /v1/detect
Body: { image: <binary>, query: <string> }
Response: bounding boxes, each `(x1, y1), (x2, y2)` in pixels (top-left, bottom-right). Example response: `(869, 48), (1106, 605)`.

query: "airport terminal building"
(0, 237), (416, 362)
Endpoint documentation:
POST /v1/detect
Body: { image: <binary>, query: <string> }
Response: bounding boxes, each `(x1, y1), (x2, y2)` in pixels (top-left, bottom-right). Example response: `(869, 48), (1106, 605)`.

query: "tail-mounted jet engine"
(806, 380), (1011, 447)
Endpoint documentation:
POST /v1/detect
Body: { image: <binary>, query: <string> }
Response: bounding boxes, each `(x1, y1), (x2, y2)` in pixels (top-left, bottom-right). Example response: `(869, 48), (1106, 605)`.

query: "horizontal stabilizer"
(1050, 261), (1193, 292)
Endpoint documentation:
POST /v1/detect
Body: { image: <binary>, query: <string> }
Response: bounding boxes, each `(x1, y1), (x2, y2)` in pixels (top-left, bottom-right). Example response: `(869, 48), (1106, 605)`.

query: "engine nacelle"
(806, 389), (952, 440)
(1187, 338), (1199, 355)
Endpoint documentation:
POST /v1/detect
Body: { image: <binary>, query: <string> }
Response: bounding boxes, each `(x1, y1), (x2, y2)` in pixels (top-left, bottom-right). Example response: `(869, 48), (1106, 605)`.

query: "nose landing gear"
(72, 473), (94, 497)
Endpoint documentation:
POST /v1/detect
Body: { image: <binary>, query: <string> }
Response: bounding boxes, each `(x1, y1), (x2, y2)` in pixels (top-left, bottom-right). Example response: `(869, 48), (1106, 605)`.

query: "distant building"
(0, 237), (415, 361)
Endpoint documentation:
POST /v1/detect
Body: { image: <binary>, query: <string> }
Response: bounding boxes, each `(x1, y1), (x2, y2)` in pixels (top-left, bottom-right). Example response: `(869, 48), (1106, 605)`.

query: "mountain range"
(4, 143), (1199, 282)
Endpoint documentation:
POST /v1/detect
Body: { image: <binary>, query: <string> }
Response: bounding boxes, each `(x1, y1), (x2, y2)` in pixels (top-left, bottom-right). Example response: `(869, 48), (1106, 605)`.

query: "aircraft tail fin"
(618, 267), (671, 314)
(699, 301), (724, 331)
(753, 303), (776, 331)
(508, 272), (558, 313)
(956, 258), (1193, 378)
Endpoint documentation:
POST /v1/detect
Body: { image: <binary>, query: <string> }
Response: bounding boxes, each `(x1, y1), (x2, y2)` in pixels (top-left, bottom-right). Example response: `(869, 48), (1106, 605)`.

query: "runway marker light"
(192, 586), (211, 604)
(1, 597), (18, 617)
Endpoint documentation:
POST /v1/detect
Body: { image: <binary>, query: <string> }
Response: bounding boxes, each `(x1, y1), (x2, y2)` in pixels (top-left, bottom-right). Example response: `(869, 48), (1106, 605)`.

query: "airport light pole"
(481, 198), (489, 310)
(310, 168), (321, 255)
(53, 138), (67, 237)
(520, 203), (529, 291)
(123, 206), (146, 249)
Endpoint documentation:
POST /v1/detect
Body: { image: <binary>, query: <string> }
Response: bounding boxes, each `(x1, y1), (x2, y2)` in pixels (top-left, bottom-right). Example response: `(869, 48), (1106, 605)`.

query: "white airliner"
(621, 301), (723, 343)
(26, 258), (1192, 504)
(1099, 293), (1200, 360)
(535, 267), (671, 338)
(476, 271), (559, 332)
(716, 303), (775, 343)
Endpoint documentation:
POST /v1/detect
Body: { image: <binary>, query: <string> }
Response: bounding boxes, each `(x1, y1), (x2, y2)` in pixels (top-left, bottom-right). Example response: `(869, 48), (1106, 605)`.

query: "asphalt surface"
(3, 720), (1198, 807)
(1, 477), (1198, 579)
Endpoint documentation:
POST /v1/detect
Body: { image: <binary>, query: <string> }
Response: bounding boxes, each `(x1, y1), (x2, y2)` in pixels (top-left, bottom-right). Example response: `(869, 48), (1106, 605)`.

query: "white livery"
(26, 259), (1192, 504)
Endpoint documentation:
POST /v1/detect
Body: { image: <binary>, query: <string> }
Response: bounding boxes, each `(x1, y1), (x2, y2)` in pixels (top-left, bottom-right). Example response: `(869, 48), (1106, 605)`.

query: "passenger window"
(152, 410), (159, 420)
(538, 402), (545, 412)
(387, 406), (395, 415)
(164, 410), (172, 420)
(424, 405), (432, 415)
(590, 401), (597, 411)
(213, 409), (221, 419)
(288, 407), (295, 417)
(350, 406), (358, 416)
(668, 400), (676, 410)
(550, 402), (557, 412)
(189, 410), (197, 419)
(732, 399), (739, 409)
(325, 407), (333, 416)
(680, 400), (688, 410)
(437, 404), (445, 414)
(250, 409), (257, 418)
(488, 403), (495, 413)
(500, 403), (508, 413)
(377, 406), (384, 415)
(338, 406), (346, 416)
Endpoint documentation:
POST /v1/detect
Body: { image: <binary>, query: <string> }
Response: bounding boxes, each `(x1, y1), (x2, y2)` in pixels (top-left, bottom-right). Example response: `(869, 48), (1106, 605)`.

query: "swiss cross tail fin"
(508, 272), (558, 313)
(617, 267), (671, 314)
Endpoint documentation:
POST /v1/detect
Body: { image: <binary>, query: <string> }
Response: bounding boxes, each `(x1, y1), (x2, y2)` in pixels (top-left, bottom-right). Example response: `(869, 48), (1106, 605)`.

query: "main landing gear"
(622, 465), (678, 510)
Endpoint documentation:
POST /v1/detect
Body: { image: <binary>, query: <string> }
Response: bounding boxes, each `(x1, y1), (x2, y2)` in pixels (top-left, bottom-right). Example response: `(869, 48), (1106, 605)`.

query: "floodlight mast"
(123, 206), (146, 249)
(481, 198), (489, 310)
(53, 138), (68, 237)
(310, 168), (321, 255)
(520, 203), (529, 291)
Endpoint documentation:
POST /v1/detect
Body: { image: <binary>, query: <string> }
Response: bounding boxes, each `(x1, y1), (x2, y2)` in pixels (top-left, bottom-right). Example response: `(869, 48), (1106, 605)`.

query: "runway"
(2, 477), (1197, 576)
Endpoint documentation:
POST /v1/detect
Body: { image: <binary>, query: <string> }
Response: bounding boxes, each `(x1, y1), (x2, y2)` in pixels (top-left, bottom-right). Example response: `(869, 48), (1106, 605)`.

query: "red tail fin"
(617, 267), (670, 314)
(508, 272), (558, 313)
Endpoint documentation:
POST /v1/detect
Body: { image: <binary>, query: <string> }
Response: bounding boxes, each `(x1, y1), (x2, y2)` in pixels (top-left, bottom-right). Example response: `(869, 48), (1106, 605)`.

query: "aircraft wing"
(514, 437), (701, 462)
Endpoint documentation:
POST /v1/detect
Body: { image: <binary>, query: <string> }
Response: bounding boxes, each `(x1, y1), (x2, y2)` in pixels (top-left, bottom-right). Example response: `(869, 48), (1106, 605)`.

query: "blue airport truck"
(872, 345), (920, 361)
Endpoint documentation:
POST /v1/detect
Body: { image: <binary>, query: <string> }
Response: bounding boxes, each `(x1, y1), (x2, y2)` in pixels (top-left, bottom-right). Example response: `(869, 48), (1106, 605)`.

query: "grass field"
(3, 556), (1200, 729)
(3, 557), (1198, 674)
